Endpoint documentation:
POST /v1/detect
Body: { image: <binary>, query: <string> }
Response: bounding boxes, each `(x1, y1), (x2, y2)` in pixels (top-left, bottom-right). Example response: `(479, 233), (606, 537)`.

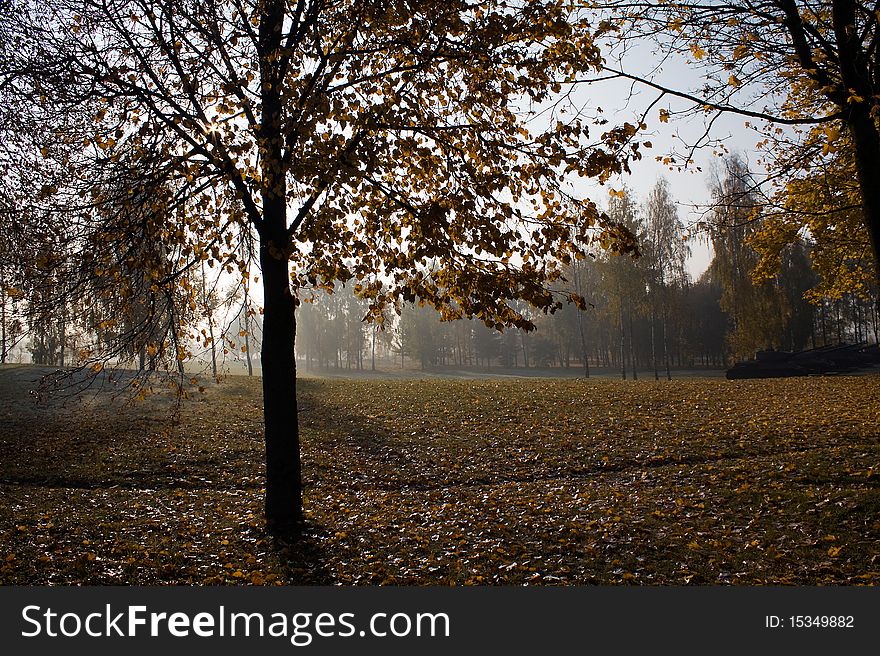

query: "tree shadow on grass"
(269, 521), (335, 584)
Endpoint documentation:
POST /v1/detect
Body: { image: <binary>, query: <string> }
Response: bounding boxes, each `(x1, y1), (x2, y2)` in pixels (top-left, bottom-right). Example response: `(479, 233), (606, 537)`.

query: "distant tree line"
(3, 163), (876, 375)
(295, 161), (879, 376)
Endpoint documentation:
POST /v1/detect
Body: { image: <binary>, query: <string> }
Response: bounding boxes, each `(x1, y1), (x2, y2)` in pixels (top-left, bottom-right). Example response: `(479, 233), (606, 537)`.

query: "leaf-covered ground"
(1, 364), (878, 585)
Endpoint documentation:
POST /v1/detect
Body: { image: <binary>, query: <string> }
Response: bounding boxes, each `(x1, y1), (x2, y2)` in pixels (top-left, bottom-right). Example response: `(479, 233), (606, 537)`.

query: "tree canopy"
(586, 0), (880, 296)
(1, 0), (641, 530)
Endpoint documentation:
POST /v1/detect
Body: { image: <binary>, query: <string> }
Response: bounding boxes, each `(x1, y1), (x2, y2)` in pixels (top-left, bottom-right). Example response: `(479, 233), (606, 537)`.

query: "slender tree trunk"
(651, 309), (659, 380)
(58, 315), (65, 367)
(663, 309), (671, 381)
(619, 303), (626, 380)
(628, 309), (637, 380)
(0, 268), (6, 364)
(836, 301), (842, 343)
(201, 260), (218, 380)
(243, 291), (254, 377)
(572, 262), (590, 378)
(167, 296), (186, 377)
(871, 299), (880, 344)
(576, 311), (590, 379)
(821, 302), (828, 346)
(244, 323), (253, 376)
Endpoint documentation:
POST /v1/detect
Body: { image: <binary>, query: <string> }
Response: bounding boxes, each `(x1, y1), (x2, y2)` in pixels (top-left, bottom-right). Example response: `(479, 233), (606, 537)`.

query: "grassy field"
(1, 364), (879, 585)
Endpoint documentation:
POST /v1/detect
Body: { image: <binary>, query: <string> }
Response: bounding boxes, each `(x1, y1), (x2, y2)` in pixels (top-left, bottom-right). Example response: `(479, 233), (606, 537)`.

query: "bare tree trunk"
(651, 309), (659, 380)
(576, 311), (590, 379)
(257, 0), (302, 533)
(619, 302), (627, 380)
(821, 301), (828, 346)
(167, 299), (186, 377)
(836, 301), (842, 343)
(58, 314), (65, 367)
(260, 208), (302, 532)
(0, 268), (6, 364)
(871, 300), (880, 344)
(628, 308), (637, 380)
(201, 260), (218, 380)
(573, 263), (591, 379)
(663, 308), (671, 381)
(243, 290), (254, 377)
(244, 321), (253, 376)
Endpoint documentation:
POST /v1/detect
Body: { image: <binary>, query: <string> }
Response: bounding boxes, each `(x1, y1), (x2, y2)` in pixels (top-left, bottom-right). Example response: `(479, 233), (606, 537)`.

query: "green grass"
(1, 366), (879, 584)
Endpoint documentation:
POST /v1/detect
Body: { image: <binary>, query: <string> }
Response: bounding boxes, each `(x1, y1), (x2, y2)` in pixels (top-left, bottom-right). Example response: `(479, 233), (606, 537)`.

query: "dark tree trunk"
(828, 0), (880, 295)
(651, 310), (659, 380)
(847, 106), (880, 289)
(201, 260), (218, 380)
(1, 268), (6, 364)
(259, 217), (302, 532)
(257, 0), (302, 533)
(628, 309), (637, 380)
(619, 301), (626, 380)
(576, 312), (590, 379)
(662, 309), (671, 381)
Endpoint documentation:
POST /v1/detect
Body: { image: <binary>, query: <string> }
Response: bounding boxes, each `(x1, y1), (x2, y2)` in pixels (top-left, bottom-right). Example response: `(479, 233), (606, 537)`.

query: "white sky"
(563, 46), (768, 280)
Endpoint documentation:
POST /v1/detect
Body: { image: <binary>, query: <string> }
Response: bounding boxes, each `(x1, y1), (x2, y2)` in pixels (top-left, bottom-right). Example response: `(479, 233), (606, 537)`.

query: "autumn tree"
(751, 128), (875, 302)
(584, 1), (880, 302)
(685, 272), (728, 366)
(602, 187), (645, 378)
(707, 157), (789, 359)
(566, 253), (603, 377)
(643, 178), (689, 379)
(1, 0), (648, 531)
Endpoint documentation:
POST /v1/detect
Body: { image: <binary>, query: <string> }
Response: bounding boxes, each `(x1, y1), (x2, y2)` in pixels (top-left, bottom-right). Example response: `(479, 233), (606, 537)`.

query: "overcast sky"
(563, 45), (768, 280)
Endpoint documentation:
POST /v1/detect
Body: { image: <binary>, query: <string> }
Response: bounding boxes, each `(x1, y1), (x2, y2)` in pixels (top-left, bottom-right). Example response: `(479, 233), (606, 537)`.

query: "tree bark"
(663, 308), (672, 381)
(846, 105), (880, 285)
(255, 0), (302, 533)
(619, 298), (626, 380)
(1, 268), (6, 364)
(628, 309), (637, 380)
(259, 215), (302, 532)
(651, 309), (659, 380)
(201, 260), (218, 380)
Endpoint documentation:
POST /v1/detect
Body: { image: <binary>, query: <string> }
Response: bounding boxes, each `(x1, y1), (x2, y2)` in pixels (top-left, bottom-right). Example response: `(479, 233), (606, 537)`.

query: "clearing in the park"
(1, 366), (878, 585)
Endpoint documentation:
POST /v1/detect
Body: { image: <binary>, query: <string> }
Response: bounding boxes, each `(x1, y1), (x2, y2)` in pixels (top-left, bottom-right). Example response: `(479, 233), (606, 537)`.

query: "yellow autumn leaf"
(690, 43), (707, 60)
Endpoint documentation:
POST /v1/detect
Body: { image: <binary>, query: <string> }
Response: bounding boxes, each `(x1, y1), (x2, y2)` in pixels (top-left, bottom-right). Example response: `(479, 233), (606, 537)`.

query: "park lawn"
(1, 367), (879, 585)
